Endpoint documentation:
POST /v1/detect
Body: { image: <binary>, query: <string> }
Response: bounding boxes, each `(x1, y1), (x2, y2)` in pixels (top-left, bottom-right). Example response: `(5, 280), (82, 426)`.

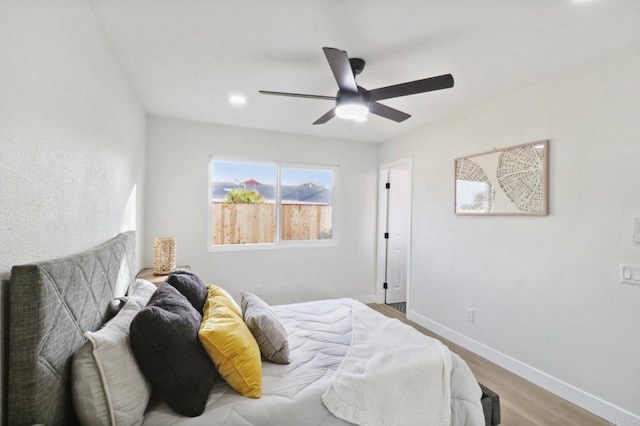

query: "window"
(210, 159), (336, 248)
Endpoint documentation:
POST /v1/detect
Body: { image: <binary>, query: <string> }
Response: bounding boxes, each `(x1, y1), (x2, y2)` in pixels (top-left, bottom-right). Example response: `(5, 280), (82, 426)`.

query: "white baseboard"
(407, 309), (640, 425)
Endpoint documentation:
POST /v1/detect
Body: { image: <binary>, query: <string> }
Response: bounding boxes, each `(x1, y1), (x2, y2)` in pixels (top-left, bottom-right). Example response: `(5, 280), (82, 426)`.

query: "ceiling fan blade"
(259, 90), (336, 101)
(323, 47), (358, 93)
(369, 102), (411, 122)
(368, 74), (454, 102)
(313, 109), (336, 125)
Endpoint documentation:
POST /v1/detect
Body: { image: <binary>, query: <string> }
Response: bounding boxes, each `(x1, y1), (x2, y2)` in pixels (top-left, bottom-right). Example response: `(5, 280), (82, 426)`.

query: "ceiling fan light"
(335, 103), (369, 121)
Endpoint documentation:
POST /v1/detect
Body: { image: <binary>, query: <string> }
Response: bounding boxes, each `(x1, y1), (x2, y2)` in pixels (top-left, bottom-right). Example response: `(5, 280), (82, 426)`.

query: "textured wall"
(380, 47), (640, 421)
(0, 0), (146, 273)
(145, 117), (378, 305)
(0, 1), (146, 418)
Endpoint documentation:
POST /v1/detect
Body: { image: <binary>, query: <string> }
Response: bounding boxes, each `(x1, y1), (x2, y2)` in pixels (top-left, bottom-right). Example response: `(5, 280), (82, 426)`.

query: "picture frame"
(454, 140), (549, 216)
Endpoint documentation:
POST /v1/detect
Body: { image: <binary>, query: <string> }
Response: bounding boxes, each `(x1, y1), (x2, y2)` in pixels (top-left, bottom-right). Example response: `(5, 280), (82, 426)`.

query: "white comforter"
(142, 298), (484, 426)
(322, 301), (453, 426)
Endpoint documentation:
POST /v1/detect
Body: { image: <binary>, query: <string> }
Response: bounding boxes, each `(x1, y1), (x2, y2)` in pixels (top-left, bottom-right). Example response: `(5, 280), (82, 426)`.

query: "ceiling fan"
(259, 47), (454, 125)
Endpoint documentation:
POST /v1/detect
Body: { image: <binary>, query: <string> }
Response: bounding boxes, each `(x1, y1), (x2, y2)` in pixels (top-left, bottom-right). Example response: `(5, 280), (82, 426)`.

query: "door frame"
(376, 158), (412, 307)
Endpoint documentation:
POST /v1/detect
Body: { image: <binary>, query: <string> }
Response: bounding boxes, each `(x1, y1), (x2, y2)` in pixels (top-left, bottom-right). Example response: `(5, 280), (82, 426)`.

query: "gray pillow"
(166, 270), (207, 314)
(241, 292), (290, 364)
(130, 285), (217, 417)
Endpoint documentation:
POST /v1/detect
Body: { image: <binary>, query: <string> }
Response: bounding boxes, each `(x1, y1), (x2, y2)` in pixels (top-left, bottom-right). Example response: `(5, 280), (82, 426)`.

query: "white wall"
(145, 117), (378, 304)
(380, 46), (640, 421)
(0, 0), (146, 417)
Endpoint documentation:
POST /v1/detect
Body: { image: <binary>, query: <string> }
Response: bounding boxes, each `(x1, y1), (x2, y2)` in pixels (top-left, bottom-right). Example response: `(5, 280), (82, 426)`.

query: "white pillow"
(72, 300), (151, 426)
(128, 279), (157, 308)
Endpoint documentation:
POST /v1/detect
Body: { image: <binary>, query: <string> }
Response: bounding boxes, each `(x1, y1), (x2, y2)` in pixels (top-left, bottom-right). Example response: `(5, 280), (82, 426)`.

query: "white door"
(385, 165), (410, 304)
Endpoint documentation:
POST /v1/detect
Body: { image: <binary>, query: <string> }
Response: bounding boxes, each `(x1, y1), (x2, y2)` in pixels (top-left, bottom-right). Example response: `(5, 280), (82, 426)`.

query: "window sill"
(208, 239), (337, 252)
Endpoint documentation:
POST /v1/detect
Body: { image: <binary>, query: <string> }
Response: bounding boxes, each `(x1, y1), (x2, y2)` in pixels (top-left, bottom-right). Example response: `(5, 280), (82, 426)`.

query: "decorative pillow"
(199, 285), (262, 398)
(72, 299), (151, 426)
(130, 285), (217, 417)
(215, 285), (242, 315)
(128, 279), (158, 308)
(166, 270), (207, 314)
(210, 284), (242, 315)
(241, 292), (290, 364)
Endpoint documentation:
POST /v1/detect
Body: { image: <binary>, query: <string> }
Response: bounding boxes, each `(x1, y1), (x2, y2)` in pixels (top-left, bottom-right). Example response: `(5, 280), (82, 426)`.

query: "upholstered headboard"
(7, 231), (136, 426)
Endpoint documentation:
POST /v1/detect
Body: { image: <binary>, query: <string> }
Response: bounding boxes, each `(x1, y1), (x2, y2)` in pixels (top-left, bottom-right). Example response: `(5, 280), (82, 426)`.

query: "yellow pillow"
(198, 285), (261, 398)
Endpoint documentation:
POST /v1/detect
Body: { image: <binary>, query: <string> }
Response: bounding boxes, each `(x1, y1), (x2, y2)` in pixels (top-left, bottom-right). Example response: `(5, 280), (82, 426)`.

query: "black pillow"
(166, 270), (207, 314)
(130, 284), (217, 417)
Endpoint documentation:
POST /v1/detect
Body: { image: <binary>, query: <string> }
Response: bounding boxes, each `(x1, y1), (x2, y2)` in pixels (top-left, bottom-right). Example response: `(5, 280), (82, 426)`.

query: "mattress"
(142, 298), (483, 426)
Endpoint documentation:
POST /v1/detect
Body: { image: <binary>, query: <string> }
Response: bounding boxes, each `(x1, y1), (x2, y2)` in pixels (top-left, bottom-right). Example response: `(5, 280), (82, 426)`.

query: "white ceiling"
(88, 0), (640, 143)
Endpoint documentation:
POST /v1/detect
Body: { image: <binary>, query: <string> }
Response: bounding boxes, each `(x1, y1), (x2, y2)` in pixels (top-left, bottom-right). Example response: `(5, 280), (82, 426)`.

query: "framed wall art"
(454, 140), (549, 216)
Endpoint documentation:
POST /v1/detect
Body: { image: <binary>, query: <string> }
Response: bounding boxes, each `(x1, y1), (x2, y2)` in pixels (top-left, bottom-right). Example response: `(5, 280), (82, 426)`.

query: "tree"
(224, 188), (264, 204)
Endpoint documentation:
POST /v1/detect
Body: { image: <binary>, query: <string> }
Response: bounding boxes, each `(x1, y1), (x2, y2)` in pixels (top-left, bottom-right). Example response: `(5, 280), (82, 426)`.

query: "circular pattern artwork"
(496, 145), (545, 213)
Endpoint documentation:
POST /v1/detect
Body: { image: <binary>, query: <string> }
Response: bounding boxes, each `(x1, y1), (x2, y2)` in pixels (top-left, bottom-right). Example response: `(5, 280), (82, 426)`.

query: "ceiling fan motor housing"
(337, 89), (369, 106)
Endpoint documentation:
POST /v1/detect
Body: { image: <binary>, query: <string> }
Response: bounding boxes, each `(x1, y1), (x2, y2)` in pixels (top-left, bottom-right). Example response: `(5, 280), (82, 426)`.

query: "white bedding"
(142, 298), (484, 426)
(322, 301), (453, 426)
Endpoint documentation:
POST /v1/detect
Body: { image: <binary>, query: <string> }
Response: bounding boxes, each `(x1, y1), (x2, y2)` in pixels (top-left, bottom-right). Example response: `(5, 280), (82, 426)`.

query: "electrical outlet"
(633, 217), (640, 243)
(620, 264), (640, 285)
(466, 307), (475, 323)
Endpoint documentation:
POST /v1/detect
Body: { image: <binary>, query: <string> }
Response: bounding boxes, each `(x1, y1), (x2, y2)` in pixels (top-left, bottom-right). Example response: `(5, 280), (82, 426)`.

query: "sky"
(212, 161), (334, 187)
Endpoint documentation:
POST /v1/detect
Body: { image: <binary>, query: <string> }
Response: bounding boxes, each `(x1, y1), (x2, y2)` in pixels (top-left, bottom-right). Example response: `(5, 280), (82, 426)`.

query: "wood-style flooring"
(368, 304), (610, 426)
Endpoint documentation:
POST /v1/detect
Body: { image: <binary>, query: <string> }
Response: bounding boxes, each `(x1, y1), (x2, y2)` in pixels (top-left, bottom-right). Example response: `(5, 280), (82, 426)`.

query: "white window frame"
(208, 156), (339, 251)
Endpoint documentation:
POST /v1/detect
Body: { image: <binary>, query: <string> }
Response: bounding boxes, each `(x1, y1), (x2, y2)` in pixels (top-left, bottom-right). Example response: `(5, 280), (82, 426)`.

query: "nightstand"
(136, 266), (190, 286)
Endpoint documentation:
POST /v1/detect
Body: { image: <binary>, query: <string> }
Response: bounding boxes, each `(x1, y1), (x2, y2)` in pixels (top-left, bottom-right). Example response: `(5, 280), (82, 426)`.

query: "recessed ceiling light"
(229, 95), (247, 105)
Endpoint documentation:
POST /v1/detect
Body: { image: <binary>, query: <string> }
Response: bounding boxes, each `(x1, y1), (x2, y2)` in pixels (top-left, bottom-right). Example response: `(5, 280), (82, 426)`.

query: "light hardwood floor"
(368, 304), (610, 426)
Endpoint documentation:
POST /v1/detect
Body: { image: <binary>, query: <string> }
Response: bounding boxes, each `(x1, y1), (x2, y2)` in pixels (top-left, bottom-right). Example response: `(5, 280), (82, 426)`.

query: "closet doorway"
(376, 159), (412, 314)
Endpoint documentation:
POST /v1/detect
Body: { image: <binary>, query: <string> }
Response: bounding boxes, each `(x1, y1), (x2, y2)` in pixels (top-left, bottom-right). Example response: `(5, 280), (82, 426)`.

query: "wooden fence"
(212, 202), (332, 245)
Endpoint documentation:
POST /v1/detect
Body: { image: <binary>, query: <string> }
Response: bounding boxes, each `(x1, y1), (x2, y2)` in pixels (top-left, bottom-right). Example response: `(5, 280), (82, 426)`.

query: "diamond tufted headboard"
(7, 231), (136, 426)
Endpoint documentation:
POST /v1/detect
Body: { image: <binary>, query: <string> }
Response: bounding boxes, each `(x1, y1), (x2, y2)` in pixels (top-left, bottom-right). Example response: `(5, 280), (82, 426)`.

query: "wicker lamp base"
(153, 237), (176, 275)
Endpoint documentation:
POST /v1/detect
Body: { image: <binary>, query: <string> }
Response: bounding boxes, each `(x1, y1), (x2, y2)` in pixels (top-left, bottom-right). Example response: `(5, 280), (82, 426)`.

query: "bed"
(5, 232), (500, 425)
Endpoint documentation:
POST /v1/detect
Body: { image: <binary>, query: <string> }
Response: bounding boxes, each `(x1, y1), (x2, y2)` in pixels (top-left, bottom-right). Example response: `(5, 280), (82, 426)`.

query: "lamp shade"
(153, 237), (177, 275)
